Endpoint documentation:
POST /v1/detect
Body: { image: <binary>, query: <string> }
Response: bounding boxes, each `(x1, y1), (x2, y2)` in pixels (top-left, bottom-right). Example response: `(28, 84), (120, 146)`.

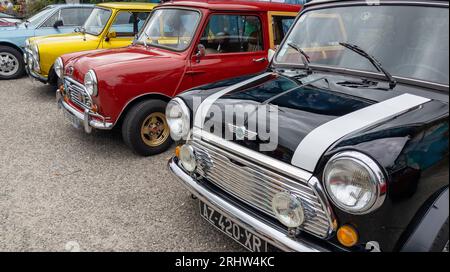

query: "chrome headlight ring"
(166, 97), (191, 141)
(53, 57), (64, 79)
(84, 69), (98, 96)
(323, 151), (387, 215)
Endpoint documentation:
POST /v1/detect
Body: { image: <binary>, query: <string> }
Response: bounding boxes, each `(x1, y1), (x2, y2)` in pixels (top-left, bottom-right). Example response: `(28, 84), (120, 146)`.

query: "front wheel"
(0, 46), (25, 80)
(122, 99), (173, 156)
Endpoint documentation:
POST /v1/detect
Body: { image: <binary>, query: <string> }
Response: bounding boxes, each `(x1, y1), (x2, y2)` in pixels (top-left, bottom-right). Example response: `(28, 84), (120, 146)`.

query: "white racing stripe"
(193, 72), (273, 130)
(291, 93), (431, 172)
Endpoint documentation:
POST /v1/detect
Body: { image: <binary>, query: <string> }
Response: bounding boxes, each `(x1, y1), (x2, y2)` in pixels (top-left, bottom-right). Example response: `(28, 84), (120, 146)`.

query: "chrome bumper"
(168, 157), (330, 252)
(24, 51), (47, 83)
(56, 89), (113, 133)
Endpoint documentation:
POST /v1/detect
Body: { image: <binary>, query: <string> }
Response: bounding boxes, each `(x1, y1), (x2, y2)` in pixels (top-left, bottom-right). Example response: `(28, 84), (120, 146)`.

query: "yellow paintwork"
(267, 11), (299, 49)
(30, 3), (156, 79)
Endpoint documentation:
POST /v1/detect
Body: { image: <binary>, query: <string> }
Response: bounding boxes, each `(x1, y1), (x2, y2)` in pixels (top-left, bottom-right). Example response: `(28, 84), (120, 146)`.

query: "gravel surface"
(0, 78), (243, 252)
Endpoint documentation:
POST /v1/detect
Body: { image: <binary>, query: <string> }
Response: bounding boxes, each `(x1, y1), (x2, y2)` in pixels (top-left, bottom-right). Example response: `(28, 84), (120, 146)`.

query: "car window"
(139, 8), (200, 51)
(40, 9), (59, 27)
(110, 11), (151, 37)
(83, 7), (112, 36)
(200, 14), (264, 55)
(59, 7), (93, 26)
(272, 16), (295, 47)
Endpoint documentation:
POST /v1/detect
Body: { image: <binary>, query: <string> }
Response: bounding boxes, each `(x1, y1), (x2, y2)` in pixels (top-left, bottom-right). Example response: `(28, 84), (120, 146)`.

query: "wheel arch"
(115, 92), (172, 129)
(0, 42), (24, 54)
(397, 186), (449, 251)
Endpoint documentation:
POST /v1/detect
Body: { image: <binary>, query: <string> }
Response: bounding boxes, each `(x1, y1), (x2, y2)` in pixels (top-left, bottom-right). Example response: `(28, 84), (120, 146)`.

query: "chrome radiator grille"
(65, 78), (92, 110)
(192, 139), (333, 238)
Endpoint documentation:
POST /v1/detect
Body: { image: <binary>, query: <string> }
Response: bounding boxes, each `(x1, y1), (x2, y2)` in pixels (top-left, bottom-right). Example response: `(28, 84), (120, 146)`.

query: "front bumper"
(56, 89), (113, 133)
(168, 157), (330, 252)
(24, 50), (47, 83)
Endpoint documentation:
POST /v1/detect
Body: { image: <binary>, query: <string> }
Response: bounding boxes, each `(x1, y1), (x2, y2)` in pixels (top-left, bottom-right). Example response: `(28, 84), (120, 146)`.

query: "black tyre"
(0, 46), (25, 80)
(122, 99), (173, 156)
(430, 217), (449, 252)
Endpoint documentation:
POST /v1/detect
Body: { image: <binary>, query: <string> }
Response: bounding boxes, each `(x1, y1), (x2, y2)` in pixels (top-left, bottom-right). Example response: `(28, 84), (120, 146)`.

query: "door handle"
(185, 70), (206, 75)
(253, 58), (267, 63)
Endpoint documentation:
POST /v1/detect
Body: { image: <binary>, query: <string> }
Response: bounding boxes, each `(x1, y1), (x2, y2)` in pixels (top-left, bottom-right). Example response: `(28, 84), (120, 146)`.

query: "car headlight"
(84, 69), (98, 96)
(179, 144), (196, 172)
(323, 151), (387, 215)
(166, 97), (190, 141)
(54, 57), (64, 79)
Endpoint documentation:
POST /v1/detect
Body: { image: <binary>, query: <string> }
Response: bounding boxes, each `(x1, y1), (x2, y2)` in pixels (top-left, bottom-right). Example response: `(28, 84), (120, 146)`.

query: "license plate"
(63, 108), (81, 129)
(200, 201), (269, 252)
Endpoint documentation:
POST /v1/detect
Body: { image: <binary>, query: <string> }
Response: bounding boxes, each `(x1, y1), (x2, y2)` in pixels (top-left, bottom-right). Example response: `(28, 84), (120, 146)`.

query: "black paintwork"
(176, 0), (449, 253)
(177, 67), (449, 251)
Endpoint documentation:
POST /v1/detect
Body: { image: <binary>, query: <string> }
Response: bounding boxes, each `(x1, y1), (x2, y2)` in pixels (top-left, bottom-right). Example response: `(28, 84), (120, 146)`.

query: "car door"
(101, 11), (151, 49)
(35, 7), (92, 36)
(186, 13), (269, 89)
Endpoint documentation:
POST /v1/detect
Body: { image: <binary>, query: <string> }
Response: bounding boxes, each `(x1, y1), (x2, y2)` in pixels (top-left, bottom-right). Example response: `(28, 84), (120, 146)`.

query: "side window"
(272, 16), (295, 47)
(60, 8), (93, 26)
(200, 14), (263, 55)
(110, 11), (150, 37)
(40, 10), (59, 27)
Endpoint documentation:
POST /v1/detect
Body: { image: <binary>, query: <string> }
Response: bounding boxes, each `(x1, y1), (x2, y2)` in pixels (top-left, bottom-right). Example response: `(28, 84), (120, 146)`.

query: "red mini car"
(56, 0), (300, 156)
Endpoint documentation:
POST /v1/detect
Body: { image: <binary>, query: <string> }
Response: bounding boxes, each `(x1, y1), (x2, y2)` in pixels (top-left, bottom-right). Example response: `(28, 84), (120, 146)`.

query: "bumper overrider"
(168, 156), (330, 252)
(56, 85), (113, 133)
(24, 49), (47, 83)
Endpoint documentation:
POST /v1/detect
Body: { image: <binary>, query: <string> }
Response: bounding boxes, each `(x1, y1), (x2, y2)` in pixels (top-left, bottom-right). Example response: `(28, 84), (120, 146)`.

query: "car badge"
(228, 124), (257, 140)
(67, 66), (74, 76)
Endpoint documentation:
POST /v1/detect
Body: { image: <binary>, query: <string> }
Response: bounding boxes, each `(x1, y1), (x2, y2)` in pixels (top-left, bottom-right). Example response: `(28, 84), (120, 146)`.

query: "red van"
(56, 1), (300, 156)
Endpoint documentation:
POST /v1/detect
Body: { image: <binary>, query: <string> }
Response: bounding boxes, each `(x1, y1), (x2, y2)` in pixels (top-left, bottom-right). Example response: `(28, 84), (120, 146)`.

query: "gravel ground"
(0, 78), (243, 252)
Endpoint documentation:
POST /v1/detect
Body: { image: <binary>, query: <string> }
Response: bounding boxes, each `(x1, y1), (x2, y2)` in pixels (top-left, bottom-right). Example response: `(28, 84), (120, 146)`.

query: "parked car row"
(1, 0), (449, 252)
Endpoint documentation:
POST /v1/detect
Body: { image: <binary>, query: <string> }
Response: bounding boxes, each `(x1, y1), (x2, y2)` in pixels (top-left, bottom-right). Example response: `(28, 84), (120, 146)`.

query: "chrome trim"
(24, 48), (46, 82)
(323, 151), (387, 215)
(291, 93), (430, 172)
(193, 129), (313, 182)
(168, 157), (330, 252)
(56, 89), (113, 133)
(85, 69), (98, 96)
(167, 97), (191, 140)
(65, 77), (93, 110)
(190, 138), (335, 238)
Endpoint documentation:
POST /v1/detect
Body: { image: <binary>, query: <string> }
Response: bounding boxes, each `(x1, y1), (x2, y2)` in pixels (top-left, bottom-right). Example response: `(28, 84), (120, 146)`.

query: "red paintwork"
(61, 1), (301, 125)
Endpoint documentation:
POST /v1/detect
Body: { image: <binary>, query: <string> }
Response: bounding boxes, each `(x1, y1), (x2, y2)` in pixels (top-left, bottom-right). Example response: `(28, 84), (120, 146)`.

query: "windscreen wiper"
(339, 42), (397, 89)
(288, 42), (312, 75)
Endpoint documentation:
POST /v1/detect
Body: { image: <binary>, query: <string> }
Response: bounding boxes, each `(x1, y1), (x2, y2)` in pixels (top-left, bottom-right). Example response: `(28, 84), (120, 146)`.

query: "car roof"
(305, 0), (449, 7)
(97, 2), (158, 10)
(48, 4), (94, 8)
(159, 0), (301, 12)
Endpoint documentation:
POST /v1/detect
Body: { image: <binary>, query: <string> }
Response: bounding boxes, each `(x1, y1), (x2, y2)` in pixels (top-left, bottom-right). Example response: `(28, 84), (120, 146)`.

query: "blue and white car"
(0, 4), (93, 79)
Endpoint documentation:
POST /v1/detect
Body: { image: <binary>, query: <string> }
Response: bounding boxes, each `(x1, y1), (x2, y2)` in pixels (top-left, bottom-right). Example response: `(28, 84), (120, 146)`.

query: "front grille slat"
(65, 78), (92, 110)
(192, 138), (333, 238)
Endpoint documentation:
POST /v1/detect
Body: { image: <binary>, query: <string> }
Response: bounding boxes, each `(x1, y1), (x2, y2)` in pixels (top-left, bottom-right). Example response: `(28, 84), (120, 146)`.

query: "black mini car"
(167, 0), (449, 252)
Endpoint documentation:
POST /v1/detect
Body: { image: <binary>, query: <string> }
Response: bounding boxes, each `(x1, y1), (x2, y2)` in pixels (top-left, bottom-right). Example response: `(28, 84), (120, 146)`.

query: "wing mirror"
(105, 31), (117, 41)
(53, 19), (63, 28)
(195, 44), (206, 63)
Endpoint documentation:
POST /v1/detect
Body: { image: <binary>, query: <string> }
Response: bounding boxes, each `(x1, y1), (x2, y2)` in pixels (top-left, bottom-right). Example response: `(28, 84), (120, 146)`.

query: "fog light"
(337, 225), (359, 247)
(179, 144), (196, 172)
(272, 192), (304, 228)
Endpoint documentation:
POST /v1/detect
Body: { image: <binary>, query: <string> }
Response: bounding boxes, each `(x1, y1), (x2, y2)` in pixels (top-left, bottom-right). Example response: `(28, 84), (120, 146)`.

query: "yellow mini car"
(25, 2), (156, 84)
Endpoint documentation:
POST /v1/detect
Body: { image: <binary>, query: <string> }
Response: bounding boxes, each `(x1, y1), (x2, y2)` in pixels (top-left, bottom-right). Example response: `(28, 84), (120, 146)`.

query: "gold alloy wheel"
(140, 112), (170, 147)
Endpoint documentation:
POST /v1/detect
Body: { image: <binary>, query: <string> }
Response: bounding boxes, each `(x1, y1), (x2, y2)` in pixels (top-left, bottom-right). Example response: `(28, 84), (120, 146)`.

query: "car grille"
(65, 78), (92, 110)
(192, 138), (333, 238)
